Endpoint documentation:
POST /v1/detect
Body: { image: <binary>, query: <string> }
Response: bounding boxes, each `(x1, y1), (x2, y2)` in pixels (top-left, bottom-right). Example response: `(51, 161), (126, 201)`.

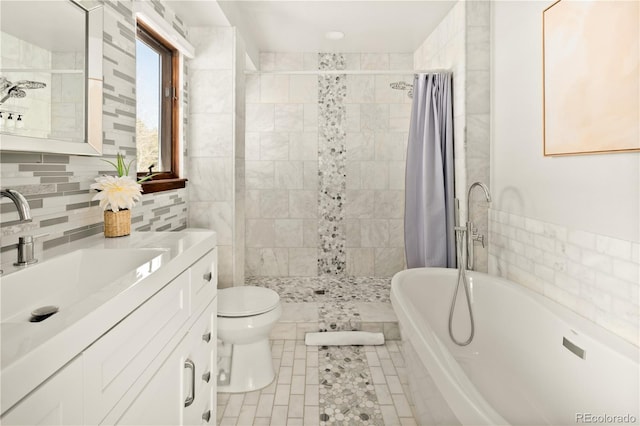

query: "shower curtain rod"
(244, 69), (450, 75)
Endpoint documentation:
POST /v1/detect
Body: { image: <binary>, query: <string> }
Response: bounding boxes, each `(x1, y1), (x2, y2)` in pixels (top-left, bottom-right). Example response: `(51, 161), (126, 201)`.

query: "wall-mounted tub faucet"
(466, 182), (491, 270)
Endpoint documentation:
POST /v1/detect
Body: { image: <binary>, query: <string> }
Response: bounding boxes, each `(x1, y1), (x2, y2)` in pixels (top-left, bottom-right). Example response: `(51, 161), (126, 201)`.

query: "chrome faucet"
(1, 189), (32, 222)
(466, 182), (491, 270)
(1, 188), (38, 267)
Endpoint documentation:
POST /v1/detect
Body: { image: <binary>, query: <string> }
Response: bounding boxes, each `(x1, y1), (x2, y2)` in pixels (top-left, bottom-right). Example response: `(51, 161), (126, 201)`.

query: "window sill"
(141, 178), (187, 194)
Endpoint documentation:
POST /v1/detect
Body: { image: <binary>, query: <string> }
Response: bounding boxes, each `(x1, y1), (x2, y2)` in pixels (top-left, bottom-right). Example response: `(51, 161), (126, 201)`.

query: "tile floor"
(216, 340), (417, 426)
(217, 276), (416, 425)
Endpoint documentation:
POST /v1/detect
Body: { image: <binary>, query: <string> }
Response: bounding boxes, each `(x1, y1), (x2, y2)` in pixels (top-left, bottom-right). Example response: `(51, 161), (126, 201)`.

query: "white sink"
(1, 248), (167, 323)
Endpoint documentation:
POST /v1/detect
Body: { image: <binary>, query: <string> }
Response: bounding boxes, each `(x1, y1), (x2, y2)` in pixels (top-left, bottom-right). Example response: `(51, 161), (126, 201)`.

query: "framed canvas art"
(543, 0), (639, 156)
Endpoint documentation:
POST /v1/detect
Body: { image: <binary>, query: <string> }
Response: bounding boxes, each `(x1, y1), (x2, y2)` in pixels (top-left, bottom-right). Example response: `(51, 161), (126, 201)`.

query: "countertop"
(0, 230), (216, 414)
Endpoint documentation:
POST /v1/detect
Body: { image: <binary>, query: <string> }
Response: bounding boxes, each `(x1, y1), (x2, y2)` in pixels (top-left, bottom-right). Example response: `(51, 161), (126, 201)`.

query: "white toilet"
(217, 286), (282, 393)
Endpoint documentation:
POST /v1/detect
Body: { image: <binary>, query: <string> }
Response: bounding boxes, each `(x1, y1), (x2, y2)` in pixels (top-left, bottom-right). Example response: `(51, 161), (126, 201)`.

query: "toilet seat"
(218, 286), (280, 317)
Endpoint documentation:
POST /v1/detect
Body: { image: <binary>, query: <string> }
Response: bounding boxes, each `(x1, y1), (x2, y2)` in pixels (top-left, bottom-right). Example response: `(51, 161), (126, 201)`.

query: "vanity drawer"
(83, 271), (190, 425)
(189, 250), (217, 314)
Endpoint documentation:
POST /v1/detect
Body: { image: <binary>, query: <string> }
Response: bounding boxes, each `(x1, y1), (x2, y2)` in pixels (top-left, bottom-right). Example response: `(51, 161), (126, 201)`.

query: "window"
(135, 21), (185, 193)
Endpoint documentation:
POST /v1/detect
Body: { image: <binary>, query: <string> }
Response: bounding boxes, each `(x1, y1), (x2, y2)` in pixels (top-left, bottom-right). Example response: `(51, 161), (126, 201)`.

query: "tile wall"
(343, 56), (412, 277)
(245, 52), (412, 278)
(187, 26), (246, 287)
(318, 53), (347, 275)
(50, 51), (85, 142)
(413, 0), (491, 272)
(245, 53), (320, 277)
(489, 209), (640, 346)
(0, 0), (189, 269)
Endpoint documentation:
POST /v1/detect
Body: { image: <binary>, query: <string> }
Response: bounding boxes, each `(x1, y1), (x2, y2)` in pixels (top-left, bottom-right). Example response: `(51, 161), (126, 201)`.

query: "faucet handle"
(13, 233), (48, 267)
(18, 235), (33, 244)
(473, 234), (486, 248)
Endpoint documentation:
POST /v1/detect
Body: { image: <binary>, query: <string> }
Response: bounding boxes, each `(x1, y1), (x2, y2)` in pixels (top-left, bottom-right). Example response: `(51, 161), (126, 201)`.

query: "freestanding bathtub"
(391, 268), (639, 425)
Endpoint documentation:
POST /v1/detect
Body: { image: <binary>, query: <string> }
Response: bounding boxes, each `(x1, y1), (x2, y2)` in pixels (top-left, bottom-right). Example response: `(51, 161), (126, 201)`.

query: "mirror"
(0, 0), (103, 156)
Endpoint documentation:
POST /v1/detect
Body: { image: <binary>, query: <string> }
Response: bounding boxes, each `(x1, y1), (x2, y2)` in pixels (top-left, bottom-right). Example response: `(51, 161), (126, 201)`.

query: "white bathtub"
(391, 268), (639, 425)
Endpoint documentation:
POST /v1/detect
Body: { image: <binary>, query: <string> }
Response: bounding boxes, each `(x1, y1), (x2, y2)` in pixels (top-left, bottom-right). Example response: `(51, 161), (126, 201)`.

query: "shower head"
(13, 80), (47, 90)
(390, 81), (414, 98)
(0, 77), (46, 105)
(9, 89), (26, 98)
(390, 81), (412, 90)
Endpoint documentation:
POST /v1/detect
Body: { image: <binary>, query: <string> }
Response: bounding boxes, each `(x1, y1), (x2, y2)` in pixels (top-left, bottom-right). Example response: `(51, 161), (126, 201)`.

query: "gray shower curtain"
(404, 72), (455, 268)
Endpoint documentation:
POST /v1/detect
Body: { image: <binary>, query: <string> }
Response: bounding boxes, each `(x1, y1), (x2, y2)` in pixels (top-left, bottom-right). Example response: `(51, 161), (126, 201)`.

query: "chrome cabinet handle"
(202, 410), (211, 423)
(202, 332), (211, 343)
(184, 359), (195, 407)
(203, 271), (212, 282)
(202, 371), (211, 383)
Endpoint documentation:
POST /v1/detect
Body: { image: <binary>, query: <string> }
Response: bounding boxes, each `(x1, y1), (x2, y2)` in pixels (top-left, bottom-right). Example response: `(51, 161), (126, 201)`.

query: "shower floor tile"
(246, 276), (392, 303)
(248, 276), (399, 340)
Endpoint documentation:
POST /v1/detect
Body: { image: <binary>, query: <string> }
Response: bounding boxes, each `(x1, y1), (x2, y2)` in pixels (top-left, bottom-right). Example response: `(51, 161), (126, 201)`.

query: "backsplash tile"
(0, 0), (189, 266)
(489, 208), (639, 346)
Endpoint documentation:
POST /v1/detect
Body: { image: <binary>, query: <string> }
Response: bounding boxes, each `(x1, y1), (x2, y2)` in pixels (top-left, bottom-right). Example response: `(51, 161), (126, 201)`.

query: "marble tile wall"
(245, 52), (413, 278)
(343, 61), (412, 277)
(413, 0), (491, 272)
(245, 53), (321, 277)
(50, 51), (85, 141)
(188, 26), (245, 288)
(489, 209), (640, 346)
(464, 0), (491, 272)
(1, 1), (189, 269)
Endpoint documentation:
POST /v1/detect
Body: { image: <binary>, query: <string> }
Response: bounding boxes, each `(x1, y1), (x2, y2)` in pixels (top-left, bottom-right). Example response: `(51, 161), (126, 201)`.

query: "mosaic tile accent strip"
(319, 301), (361, 332)
(319, 345), (384, 425)
(318, 53), (347, 275)
(246, 275), (392, 303)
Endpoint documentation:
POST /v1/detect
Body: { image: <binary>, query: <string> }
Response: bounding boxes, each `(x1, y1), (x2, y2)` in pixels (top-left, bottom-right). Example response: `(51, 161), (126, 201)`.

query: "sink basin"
(1, 248), (167, 323)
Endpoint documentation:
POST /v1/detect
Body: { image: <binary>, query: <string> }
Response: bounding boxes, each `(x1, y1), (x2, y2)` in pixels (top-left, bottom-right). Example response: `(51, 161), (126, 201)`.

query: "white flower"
(91, 175), (142, 212)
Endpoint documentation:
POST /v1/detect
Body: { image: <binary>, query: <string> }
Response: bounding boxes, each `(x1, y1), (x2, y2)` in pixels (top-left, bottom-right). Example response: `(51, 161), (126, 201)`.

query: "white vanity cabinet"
(0, 357), (83, 425)
(0, 245), (217, 426)
(115, 299), (216, 426)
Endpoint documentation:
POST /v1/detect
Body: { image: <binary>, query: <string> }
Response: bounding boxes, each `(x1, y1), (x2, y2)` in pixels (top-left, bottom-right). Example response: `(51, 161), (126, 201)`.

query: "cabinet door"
(116, 300), (217, 426)
(0, 357), (83, 425)
(115, 334), (188, 426)
(83, 272), (190, 425)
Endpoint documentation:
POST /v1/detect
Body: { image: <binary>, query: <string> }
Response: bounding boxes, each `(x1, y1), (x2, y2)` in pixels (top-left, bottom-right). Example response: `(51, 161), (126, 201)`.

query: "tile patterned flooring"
(218, 277), (416, 425)
(216, 340), (416, 426)
(247, 277), (399, 339)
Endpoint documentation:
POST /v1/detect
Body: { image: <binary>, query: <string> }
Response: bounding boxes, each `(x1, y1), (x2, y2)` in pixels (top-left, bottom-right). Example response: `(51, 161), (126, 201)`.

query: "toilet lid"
(217, 286), (280, 317)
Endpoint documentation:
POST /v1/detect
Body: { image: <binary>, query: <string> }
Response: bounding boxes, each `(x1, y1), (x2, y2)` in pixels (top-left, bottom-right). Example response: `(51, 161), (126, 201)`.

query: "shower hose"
(448, 226), (475, 346)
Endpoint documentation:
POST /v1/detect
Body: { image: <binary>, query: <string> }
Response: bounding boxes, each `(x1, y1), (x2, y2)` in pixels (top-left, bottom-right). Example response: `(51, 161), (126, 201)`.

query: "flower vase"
(104, 209), (131, 237)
